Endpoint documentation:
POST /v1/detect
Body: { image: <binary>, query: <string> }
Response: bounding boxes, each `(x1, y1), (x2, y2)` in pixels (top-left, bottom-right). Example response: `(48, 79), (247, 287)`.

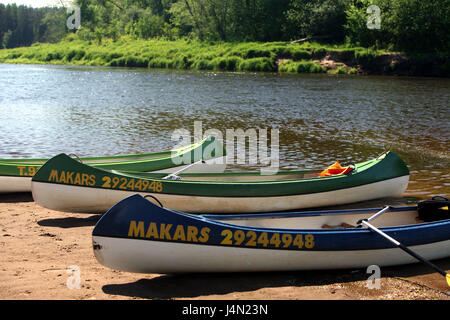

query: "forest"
(0, 4), (66, 48)
(1, 0), (449, 55)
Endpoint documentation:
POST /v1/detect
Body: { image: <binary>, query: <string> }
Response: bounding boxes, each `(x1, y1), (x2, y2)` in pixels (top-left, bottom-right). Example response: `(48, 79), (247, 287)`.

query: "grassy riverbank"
(0, 36), (448, 76)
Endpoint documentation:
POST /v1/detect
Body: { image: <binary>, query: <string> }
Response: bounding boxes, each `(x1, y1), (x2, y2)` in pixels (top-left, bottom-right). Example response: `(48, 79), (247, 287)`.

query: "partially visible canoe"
(32, 151), (409, 213)
(92, 194), (450, 274)
(0, 136), (225, 193)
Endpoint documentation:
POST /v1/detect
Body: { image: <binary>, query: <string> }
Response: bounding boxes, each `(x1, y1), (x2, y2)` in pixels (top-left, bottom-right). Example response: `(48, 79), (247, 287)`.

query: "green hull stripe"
(0, 136), (225, 178)
(32, 151), (409, 198)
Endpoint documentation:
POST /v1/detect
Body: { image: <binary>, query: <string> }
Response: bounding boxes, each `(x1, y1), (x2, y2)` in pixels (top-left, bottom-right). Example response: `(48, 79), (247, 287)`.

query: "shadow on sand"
(0, 192), (34, 203)
(102, 257), (450, 299)
(38, 215), (101, 228)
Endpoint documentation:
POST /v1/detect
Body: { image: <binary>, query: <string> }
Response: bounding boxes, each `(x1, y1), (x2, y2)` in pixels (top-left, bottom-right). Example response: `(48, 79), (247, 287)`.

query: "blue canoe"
(92, 194), (450, 274)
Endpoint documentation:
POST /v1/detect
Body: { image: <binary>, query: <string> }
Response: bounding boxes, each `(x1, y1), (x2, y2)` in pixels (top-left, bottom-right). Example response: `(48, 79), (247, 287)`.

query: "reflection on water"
(0, 64), (448, 200)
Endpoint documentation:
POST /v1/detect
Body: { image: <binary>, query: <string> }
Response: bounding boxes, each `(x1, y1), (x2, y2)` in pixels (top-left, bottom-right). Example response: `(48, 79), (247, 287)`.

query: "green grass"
(0, 36), (385, 74)
(278, 60), (326, 73)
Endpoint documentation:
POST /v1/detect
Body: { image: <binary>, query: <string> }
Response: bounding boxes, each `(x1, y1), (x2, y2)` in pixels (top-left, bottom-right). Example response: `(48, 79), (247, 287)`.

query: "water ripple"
(0, 64), (448, 198)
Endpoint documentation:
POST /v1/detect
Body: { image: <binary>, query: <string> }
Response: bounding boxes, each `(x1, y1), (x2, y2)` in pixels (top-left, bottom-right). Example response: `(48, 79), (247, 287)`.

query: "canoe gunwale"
(202, 205), (417, 221)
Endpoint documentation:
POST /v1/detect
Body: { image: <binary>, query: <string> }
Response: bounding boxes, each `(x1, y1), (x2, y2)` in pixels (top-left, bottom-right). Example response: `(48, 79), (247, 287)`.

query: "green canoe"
(0, 136), (225, 193)
(31, 151), (409, 213)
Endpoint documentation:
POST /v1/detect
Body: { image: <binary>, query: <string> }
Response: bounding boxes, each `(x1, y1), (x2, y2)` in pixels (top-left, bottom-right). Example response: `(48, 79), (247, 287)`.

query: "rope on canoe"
(144, 194), (164, 208)
(68, 153), (83, 163)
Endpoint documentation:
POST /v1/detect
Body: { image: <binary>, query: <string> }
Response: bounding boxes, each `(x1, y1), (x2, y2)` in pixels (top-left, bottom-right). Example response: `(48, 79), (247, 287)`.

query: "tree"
(285, 0), (349, 41)
(388, 0), (450, 53)
(179, 0), (291, 42)
(343, 0), (450, 54)
(39, 8), (67, 43)
(3, 30), (17, 49)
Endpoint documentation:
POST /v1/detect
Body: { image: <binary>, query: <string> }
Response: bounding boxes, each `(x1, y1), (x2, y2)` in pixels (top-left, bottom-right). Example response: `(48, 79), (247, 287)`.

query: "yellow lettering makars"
(59, 170), (67, 183)
(173, 225), (186, 241)
(48, 170), (95, 186)
(159, 223), (172, 240)
(145, 222), (159, 239)
(198, 227), (210, 243)
(128, 220), (145, 237)
(49, 169), (59, 182)
(127, 221), (210, 244)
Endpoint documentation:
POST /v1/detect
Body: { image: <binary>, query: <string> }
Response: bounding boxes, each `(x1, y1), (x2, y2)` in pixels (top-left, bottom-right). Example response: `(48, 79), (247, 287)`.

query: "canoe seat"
(162, 174), (183, 180)
(322, 222), (355, 229)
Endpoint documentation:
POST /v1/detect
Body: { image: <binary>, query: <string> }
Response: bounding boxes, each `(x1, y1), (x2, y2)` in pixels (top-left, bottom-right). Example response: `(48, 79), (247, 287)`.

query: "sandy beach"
(0, 192), (449, 301)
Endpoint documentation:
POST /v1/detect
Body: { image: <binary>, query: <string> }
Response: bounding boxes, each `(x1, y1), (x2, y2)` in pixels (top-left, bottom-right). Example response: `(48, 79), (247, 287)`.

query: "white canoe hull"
(1, 157), (226, 194)
(92, 236), (450, 274)
(0, 176), (31, 193)
(32, 175), (409, 213)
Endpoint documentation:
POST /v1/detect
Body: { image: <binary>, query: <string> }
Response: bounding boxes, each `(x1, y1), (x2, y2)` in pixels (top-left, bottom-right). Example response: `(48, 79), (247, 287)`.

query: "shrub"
(242, 48), (272, 59)
(125, 56), (148, 67)
(66, 49), (85, 61)
(172, 55), (192, 69)
(107, 52), (123, 61)
(311, 47), (327, 57)
(295, 60), (325, 73)
(238, 57), (275, 72)
(291, 49), (311, 60)
(148, 58), (173, 69)
(278, 60), (325, 73)
(43, 52), (63, 61)
(336, 66), (347, 74)
(109, 57), (126, 67)
(76, 28), (96, 41)
(192, 59), (214, 70)
(278, 60), (296, 72)
(328, 66), (348, 74)
(212, 56), (242, 71)
(5, 52), (22, 59)
(355, 48), (378, 63)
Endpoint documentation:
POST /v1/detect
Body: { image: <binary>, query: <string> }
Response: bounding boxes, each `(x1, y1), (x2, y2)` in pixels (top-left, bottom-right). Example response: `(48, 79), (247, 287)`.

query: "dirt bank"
(312, 50), (449, 77)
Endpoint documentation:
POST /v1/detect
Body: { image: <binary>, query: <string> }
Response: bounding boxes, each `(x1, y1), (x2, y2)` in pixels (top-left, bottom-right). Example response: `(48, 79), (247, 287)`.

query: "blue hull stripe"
(92, 194), (450, 252)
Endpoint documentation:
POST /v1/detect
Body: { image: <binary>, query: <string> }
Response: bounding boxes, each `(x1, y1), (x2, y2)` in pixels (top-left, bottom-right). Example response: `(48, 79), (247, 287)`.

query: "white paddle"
(162, 159), (206, 180)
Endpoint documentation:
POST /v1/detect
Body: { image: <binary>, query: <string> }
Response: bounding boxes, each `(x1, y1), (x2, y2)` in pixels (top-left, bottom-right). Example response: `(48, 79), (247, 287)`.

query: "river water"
(0, 64), (448, 201)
